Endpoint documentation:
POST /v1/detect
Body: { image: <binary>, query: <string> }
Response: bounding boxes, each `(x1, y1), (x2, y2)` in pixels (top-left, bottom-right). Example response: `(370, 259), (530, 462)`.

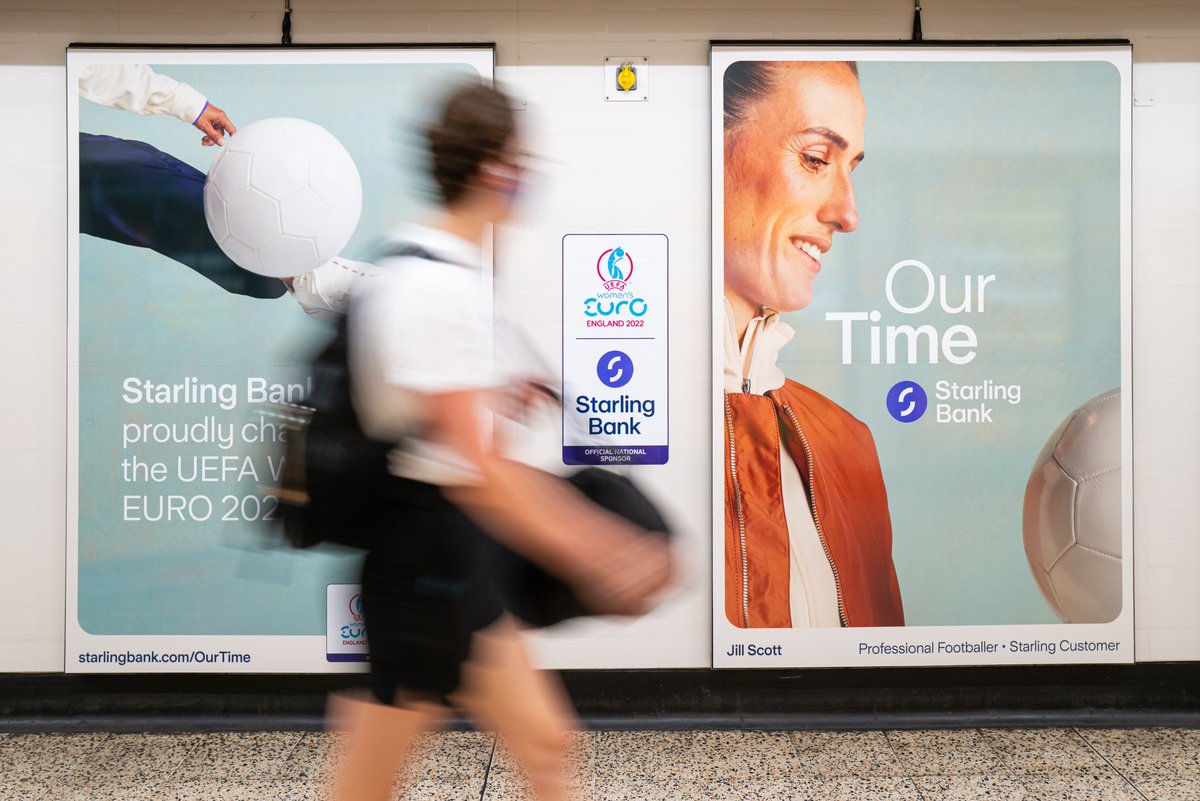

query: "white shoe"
(289, 256), (377, 320)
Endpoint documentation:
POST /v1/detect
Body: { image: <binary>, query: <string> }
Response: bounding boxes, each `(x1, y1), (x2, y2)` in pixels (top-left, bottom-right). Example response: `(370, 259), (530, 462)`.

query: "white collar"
(722, 297), (793, 394)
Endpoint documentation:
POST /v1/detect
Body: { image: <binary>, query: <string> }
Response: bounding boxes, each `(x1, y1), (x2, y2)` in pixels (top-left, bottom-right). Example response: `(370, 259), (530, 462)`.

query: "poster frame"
(710, 40), (1134, 669)
(65, 43), (496, 673)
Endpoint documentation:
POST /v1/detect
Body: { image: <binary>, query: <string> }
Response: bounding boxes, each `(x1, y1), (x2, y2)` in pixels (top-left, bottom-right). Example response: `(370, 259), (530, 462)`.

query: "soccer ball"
(203, 117), (362, 278)
(1022, 389), (1122, 624)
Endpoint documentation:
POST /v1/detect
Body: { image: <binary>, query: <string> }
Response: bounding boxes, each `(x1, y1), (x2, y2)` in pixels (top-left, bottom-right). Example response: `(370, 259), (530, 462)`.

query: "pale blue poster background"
(77, 60), (478, 634)
(776, 61), (1121, 626)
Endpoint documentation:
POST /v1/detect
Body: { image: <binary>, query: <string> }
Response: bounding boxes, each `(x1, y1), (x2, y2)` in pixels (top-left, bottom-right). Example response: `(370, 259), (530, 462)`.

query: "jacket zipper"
(724, 392), (751, 628)
(779, 401), (849, 628)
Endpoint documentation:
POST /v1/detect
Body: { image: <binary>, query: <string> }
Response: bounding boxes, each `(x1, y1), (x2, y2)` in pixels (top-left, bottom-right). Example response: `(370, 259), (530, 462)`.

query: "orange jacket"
(724, 380), (905, 628)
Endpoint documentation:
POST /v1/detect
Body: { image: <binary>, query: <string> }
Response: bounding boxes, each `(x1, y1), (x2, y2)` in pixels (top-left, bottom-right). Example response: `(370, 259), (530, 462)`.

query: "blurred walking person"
(328, 80), (672, 801)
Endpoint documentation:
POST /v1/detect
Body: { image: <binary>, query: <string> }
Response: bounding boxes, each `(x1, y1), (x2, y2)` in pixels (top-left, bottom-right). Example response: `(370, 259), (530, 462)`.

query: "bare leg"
(326, 689), (449, 801)
(452, 618), (582, 801)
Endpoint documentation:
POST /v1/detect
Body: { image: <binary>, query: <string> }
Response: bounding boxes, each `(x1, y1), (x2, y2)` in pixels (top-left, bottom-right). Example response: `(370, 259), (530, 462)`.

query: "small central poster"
(561, 233), (669, 466)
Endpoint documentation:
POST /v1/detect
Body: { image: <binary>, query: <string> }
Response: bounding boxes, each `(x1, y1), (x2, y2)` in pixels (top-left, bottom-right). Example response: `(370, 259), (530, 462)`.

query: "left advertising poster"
(67, 46), (494, 672)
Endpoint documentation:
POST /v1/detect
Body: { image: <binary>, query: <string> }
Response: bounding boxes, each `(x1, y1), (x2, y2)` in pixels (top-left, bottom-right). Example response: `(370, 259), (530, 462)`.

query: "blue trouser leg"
(79, 133), (287, 300)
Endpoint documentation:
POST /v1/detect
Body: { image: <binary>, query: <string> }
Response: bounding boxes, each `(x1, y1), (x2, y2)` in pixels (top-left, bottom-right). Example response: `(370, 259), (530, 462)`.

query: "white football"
(203, 117), (362, 278)
(1022, 389), (1122, 624)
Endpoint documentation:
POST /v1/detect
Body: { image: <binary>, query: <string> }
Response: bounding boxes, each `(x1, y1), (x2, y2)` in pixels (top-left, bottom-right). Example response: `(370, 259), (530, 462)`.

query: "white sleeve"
(350, 263), (501, 441)
(77, 64), (208, 124)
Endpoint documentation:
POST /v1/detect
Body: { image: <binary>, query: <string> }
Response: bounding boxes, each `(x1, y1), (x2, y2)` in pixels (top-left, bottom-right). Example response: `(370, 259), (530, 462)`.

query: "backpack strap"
(376, 242), (438, 262)
(376, 241), (483, 271)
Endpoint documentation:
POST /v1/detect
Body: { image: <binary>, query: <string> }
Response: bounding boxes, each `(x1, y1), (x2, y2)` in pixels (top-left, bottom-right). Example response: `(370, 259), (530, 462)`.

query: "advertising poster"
(67, 46), (494, 672)
(711, 45), (1132, 667)
(561, 233), (669, 466)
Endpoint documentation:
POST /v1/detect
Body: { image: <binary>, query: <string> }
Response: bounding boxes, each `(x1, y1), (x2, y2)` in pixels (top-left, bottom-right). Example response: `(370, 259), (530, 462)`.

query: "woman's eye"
(801, 153), (829, 171)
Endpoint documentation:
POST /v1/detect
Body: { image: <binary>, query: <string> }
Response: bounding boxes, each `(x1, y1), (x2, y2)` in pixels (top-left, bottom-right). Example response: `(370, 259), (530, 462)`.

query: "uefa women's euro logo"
(598, 247), (633, 291)
(585, 245), (649, 323)
(348, 593), (364, 624)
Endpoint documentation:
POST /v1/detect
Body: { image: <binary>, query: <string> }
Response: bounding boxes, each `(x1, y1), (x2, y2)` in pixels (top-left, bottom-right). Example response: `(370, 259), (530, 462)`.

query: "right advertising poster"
(711, 44), (1133, 667)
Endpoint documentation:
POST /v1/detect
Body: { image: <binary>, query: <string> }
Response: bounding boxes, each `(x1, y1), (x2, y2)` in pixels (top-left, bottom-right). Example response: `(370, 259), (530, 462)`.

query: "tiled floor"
(0, 727), (1197, 800)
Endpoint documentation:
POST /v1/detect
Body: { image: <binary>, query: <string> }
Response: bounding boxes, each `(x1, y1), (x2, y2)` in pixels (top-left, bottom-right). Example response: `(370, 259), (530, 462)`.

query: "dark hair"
(427, 81), (517, 206)
(723, 60), (859, 130)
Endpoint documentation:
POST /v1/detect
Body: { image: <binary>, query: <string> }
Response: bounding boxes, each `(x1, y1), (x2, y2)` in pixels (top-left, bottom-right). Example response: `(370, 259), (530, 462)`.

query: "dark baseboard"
(1, 663), (1198, 733)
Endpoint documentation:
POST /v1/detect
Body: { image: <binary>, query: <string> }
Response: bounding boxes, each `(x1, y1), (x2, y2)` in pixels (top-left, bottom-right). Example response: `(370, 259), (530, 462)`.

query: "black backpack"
(272, 312), (392, 549)
(271, 244), (438, 549)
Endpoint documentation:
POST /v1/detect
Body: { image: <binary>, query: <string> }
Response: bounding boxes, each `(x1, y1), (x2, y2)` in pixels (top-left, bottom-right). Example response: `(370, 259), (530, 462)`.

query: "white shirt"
(723, 299), (841, 627)
(78, 64), (208, 124)
(350, 224), (537, 486)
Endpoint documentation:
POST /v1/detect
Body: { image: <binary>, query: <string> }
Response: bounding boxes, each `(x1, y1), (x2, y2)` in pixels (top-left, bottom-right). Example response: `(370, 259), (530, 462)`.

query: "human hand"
(515, 379), (560, 416)
(490, 379), (559, 426)
(194, 102), (237, 146)
(566, 528), (674, 617)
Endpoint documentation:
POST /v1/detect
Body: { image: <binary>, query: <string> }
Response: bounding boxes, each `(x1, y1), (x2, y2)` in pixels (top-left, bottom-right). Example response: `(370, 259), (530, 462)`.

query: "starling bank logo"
(597, 350), (634, 388)
(887, 381), (928, 423)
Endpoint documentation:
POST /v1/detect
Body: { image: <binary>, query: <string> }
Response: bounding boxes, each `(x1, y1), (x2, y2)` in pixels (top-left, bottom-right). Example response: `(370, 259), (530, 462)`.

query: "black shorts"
(360, 477), (505, 701)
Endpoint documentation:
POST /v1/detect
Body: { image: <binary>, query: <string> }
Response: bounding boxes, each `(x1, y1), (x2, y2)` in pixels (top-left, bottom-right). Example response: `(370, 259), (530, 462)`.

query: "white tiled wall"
(1, 0), (1198, 671)
(1131, 62), (1200, 662)
(0, 64), (67, 672)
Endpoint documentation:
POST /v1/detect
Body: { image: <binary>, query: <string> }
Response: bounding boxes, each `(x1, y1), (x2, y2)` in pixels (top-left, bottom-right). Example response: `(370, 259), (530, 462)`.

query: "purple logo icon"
(597, 351), (634, 388)
(886, 381), (928, 423)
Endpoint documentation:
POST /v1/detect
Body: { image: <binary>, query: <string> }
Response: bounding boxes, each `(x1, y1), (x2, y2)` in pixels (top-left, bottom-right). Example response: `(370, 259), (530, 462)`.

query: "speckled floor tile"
(0, 733), (109, 783)
(594, 781), (771, 801)
(282, 731), (347, 784)
(397, 730), (495, 781)
(912, 774), (1031, 801)
(152, 779), (326, 800)
(694, 777), (824, 801)
(1079, 727), (1200, 776)
(486, 728), (595, 795)
(1126, 773), (1200, 801)
(75, 732), (208, 787)
(63, 783), (194, 801)
(594, 731), (696, 781)
(387, 731), (495, 801)
(789, 731), (905, 777)
(886, 730), (1001, 776)
(482, 768), (595, 801)
(689, 730), (800, 779)
(980, 728), (1110, 774)
(591, 776), (706, 801)
(172, 731), (303, 783)
(289, 729), (494, 799)
(791, 775), (923, 800)
(393, 776), (489, 801)
(1017, 768), (1144, 801)
(0, 780), (55, 801)
(1075, 727), (1148, 752)
(8, 726), (1197, 801)
(488, 728), (590, 763)
(591, 730), (797, 783)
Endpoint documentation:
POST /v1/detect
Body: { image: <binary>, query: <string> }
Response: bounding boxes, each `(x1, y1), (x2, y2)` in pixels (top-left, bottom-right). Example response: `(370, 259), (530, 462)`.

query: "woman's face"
(724, 62), (865, 323)
(478, 138), (528, 222)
